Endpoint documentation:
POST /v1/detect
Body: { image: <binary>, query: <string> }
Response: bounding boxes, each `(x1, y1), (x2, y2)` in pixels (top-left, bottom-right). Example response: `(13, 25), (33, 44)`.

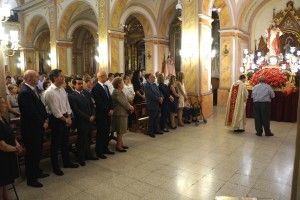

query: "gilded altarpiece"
(257, 1), (300, 55)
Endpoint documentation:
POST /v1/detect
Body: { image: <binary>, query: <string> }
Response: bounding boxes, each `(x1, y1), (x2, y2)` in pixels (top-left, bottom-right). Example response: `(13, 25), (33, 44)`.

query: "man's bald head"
(97, 70), (108, 83)
(258, 76), (265, 83)
(24, 70), (39, 87)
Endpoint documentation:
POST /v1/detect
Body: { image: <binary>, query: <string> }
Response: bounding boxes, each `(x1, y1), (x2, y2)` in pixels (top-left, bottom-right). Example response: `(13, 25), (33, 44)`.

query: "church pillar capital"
(198, 14), (213, 28)
(56, 40), (73, 48)
(220, 29), (250, 41)
(108, 30), (125, 40)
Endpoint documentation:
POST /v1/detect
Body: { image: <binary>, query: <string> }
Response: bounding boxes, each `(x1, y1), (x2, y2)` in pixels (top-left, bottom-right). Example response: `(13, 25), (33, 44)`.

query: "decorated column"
(156, 38), (169, 74)
(181, 0), (213, 117)
(48, 0), (58, 69)
(20, 47), (36, 71)
(57, 40), (73, 75)
(98, 0), (109, 72)
(109, 30), (125, 73)
(198, 14), (214, 117)
(218, 29), (249, 106)
(144, 37), (155, 73)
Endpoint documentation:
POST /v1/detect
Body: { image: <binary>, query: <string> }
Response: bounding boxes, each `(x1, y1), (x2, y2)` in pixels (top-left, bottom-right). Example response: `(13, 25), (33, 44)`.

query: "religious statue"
(266, 23), (283, 56)
(164, 54), (176, 76)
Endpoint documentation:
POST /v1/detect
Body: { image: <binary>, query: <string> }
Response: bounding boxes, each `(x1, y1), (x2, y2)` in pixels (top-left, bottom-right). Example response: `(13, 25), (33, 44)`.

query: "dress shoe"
(86, 156), (99, 160)
(53, 169), (64, 176)
(27, 181), (43, 188)
(266, 133), (274, 136)
(116, 148), (127, 152)
(163, 129), (169, 132)
(97, 154), (107, 159)
(64, 163), (79, 168)
(155, 131), (163, 135)
(256, 133), (262, 136)
(104, 150), (115, 155)
(122, 146), (129, 149)
(38, 173), (49, 179)
(149, 134), (155, 138)
(79, 161), (86, 166)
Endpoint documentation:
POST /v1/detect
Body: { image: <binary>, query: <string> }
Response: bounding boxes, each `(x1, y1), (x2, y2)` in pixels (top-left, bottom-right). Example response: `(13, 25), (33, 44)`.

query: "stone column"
(98, 0), (109, 72)
(218, 29), (249, 106)
(144, 37), (168, 73)
(57, 40), (73, 75)
(48, 1), (58, 69)
(156, 38), (169, 74)
(198, 14), (214, 117)
(108, 30), (125, 73)
(181, 0), (213, 117)
(20, 47), (36, 71)
(144, 37), (155, 73)
(291, 92), (300, 199)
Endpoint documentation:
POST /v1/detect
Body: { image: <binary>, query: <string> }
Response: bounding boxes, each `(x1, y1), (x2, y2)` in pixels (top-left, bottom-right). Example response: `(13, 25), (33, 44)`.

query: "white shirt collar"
(25, 83), (35, 91)
(98, 81), (105, 87)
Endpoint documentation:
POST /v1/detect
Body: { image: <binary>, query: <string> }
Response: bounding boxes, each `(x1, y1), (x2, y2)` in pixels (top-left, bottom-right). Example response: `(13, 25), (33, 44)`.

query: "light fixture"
(211, 49), (217, 58)
(175, 0), (182, 10)
(290, 46), (296, 54)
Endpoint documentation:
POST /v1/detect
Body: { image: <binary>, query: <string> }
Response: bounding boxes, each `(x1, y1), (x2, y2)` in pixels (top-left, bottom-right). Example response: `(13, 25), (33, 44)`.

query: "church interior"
(0, 0), (300, 199)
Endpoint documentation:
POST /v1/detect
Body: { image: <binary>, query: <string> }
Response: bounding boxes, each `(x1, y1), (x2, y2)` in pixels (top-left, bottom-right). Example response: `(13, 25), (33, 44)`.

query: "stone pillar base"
(199, 91), (213, 118)
(218, 88), (230, 106)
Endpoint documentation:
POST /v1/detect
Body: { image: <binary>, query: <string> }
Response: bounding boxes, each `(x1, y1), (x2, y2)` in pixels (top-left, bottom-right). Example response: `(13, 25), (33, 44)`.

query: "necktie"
(103, 85), (109, 97)
(33, 88), (39, 99)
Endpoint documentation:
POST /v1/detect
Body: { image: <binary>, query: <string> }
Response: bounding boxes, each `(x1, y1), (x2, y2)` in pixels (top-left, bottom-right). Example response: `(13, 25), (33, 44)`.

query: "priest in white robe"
(225, 75), (249, 132)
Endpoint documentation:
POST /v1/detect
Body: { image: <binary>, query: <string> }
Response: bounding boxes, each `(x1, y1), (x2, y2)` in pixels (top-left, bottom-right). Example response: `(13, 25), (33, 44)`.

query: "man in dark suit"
(18, 70), (49, 188)
(144, 73), (163, 138)
(91, 70), (114, 159)
(68, 78), (98, 166)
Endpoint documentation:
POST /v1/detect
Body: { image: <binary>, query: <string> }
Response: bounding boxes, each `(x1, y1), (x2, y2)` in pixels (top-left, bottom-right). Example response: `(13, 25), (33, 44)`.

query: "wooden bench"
(131, 103), (149, 134)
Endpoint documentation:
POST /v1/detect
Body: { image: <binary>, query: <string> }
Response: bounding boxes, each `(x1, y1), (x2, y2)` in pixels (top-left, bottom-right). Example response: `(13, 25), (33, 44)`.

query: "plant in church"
(250, 68), (288, 88)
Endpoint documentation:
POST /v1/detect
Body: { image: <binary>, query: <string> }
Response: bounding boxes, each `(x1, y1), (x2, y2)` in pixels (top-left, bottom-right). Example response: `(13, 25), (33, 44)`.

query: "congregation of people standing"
(1, 68), (195, 192)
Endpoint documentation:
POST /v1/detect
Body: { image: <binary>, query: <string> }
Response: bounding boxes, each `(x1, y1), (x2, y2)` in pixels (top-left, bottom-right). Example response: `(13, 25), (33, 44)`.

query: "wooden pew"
(131, 103), (149, 134)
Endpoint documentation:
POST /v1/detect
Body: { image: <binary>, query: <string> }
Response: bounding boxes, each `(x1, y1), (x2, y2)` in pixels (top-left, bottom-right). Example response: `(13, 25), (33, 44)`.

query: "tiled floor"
(12, 107), (296, 200)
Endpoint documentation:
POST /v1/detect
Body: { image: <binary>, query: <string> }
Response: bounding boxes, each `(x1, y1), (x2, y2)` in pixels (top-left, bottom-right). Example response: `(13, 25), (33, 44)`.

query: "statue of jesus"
(266, 23), (283, 56)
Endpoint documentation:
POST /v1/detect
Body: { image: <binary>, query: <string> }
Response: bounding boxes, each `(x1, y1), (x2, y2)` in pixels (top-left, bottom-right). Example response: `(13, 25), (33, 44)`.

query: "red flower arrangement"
(249, 68), (288, 88)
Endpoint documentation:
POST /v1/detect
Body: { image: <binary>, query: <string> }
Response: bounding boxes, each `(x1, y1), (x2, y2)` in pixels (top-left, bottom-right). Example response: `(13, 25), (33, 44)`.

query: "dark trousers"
(253, 102), (271, 134)
(160, 103), (169, 129)
(148, 108), (160, 134)
(23, 134), (43, 183)
(49, 116), (71, 170)
(128, 113), (134, 128)
(76, 121), (93, 162)
(96, 117), (110, 155)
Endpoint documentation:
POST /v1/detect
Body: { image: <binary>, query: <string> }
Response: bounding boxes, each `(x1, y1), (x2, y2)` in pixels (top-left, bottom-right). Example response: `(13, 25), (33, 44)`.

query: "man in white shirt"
(44, 69), (79, 176)
(104, 73), (114, 94)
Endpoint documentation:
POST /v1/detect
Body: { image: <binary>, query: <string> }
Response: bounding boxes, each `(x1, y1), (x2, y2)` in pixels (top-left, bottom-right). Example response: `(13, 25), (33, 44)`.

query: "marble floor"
(12, 107), (296, 200)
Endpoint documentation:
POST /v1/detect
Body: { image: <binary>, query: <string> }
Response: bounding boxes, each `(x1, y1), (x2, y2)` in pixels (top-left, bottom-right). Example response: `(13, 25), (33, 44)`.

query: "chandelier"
(0, 3), (19, 57)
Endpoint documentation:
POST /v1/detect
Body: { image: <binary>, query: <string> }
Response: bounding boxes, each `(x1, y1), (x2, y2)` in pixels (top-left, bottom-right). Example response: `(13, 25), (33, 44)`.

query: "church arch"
(119, 5), (157, 36)
(25, 15), (49, 47)
(58, 0), (98, 40)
